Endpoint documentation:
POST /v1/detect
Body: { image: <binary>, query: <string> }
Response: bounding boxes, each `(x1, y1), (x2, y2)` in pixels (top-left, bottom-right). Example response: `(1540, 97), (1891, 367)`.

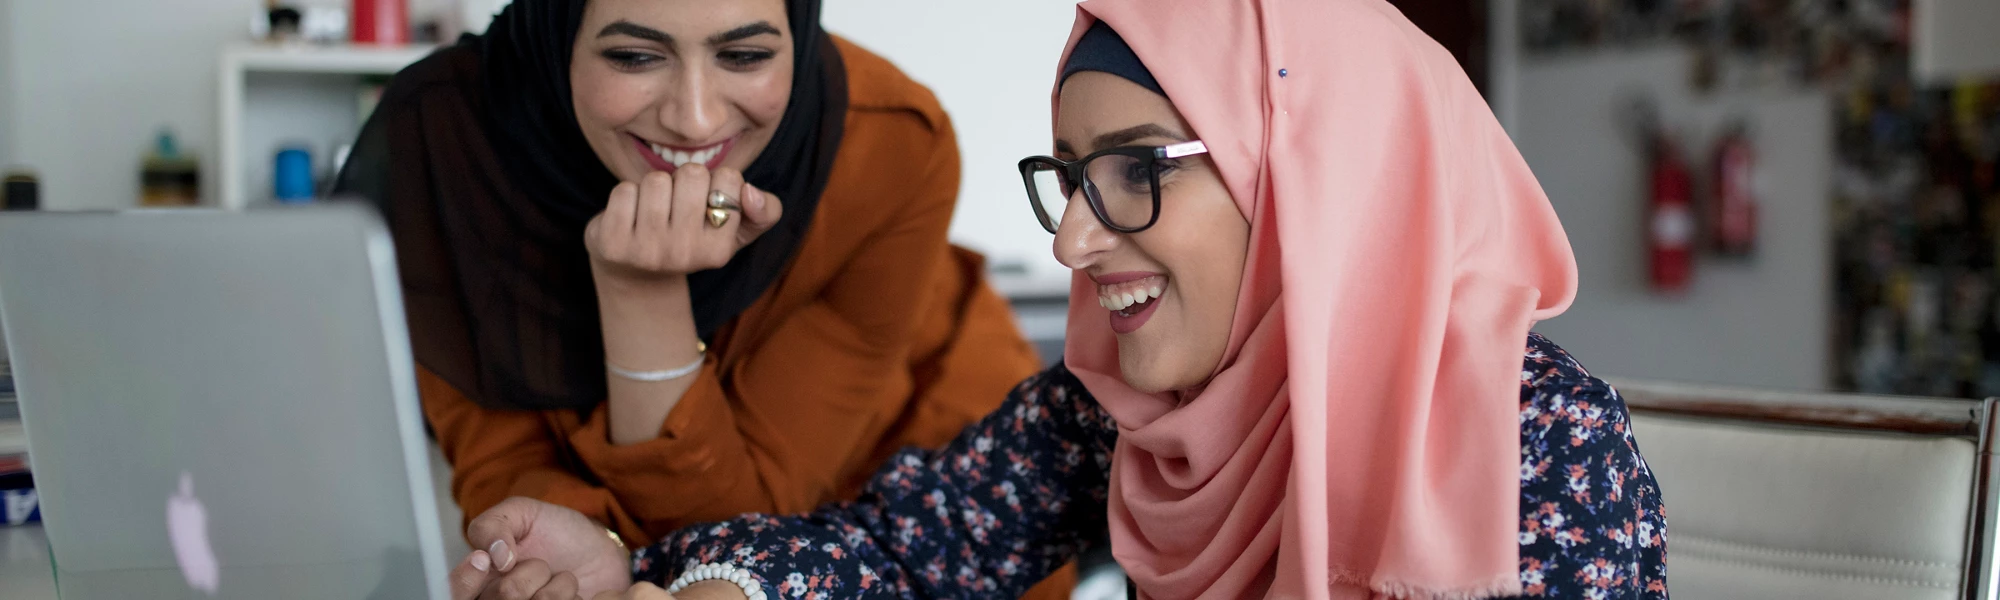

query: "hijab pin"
(1278, 68), (1288, 78)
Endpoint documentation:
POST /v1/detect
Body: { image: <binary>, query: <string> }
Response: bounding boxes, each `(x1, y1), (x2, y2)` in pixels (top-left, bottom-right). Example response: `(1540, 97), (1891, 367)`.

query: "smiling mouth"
(1098, 275), (1166, 317)
(631, 134), (733, 172)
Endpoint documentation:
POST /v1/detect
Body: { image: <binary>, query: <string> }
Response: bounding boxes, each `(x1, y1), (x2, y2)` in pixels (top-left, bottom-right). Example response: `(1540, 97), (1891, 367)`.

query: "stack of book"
(0, 359), (37, 527)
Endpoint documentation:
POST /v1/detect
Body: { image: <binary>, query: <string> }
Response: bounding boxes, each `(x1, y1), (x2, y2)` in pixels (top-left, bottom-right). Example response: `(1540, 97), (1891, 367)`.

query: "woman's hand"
(448, 497), (634, 600)
(450, 556), (583, 600)
(584, 165), (783, 285)
(587, 166), (778, 443)
(589, 582), (676, 600)
(590, 580), (749, 600)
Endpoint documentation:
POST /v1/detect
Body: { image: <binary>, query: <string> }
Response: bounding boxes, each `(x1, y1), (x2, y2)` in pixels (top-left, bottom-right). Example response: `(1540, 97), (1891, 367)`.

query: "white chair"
(1616, 379), (2000, 600)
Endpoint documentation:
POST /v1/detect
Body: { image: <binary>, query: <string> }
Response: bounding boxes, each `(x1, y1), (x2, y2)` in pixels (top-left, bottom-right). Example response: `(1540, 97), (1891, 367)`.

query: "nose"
(656, 66), (728, 143)
(1052, 188), (1120, 271)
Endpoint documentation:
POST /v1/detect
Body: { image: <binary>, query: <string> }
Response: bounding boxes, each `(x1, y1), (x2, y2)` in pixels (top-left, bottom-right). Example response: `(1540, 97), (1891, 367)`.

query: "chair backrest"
(1615, 379), (1998, 600)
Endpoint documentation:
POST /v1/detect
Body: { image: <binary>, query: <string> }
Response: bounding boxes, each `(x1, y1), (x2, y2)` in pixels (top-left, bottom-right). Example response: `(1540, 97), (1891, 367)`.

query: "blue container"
(274, 147), (314, 203)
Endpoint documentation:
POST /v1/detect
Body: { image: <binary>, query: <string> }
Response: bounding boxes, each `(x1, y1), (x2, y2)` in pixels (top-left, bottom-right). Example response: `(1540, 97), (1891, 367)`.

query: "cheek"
(744, 79), (788, 126)
(1153, 200), (1250, 325)
(572, 67), (657, 132)
(722, 74), (792, 171)
(1147, 187), (1250, 386)
(736, 68), (793, 128)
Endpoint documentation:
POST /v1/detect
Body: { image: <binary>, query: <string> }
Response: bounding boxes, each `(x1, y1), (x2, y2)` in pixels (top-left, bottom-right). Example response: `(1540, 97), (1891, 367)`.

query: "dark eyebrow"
(1093, 124), (1188, 150)
(1052, 124), (1186, 158)
(708, 21), (782, 46)
(596, 20), (671, 45)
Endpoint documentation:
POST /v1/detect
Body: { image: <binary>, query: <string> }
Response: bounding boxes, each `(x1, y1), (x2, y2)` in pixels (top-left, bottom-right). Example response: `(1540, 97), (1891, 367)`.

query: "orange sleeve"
(871, 248), (1043, 461)
(417, 367), (646, 542)
(563, 110), (965, 535)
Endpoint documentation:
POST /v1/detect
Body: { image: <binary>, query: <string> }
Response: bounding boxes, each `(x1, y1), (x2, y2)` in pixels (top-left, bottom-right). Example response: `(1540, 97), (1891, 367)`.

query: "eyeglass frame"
(1017, 140), (1209, 235)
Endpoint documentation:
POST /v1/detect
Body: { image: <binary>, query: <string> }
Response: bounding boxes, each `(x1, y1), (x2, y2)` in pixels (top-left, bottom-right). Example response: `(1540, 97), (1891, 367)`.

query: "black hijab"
(337, 0), (847, 411)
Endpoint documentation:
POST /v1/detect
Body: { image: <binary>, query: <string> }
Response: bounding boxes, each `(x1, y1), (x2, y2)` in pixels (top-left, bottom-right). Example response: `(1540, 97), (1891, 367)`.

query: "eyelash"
(719, 50), (776, 69)
(602, 50), (661, 71)
(601, 49), (776, 72)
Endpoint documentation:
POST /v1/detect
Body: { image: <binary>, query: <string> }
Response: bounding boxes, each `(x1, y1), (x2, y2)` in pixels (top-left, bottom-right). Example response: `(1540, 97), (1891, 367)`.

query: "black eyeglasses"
(1018, 140), (1209, 234)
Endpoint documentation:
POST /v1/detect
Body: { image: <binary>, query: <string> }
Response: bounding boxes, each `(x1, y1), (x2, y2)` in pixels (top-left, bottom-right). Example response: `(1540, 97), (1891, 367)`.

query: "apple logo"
(166, 471), (220, 595)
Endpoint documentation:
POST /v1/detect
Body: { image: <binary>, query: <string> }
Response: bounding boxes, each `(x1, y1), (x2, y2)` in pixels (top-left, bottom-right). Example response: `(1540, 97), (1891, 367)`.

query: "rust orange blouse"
(417, 37), (1043, 540)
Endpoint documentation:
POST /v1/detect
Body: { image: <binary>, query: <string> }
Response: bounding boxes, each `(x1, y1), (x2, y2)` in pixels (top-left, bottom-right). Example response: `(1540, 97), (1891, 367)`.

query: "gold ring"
(707, 190), (740, 211)
(706, 208), (731, 228)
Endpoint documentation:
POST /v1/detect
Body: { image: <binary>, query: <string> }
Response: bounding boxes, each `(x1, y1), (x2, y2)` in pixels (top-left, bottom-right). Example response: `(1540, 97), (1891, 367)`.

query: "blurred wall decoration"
(1517, 0), (2000, 395)
(1520, 0), (1907, 93)
(1831, 68), (2000, 396)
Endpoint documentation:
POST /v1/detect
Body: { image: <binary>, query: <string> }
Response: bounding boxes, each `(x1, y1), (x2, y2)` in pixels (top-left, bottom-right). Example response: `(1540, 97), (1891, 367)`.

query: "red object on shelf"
(351, 0), (409, 45)
(1648, 135), (1695, 293)
(1710, 126), (1758, 256)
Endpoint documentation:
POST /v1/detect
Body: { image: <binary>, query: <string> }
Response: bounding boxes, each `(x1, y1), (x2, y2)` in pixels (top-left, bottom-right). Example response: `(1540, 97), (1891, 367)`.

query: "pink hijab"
(1054, 0), (1580, 598)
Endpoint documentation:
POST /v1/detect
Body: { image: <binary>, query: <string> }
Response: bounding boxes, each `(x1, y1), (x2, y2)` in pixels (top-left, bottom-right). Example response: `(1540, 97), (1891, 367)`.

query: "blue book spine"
(1, 469), (36, 526)
(1, 488), (36, 526)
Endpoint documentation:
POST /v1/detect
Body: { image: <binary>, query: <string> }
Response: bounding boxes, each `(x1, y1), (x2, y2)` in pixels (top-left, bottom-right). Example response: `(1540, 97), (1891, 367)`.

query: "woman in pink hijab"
(451, 0), (1666, 598)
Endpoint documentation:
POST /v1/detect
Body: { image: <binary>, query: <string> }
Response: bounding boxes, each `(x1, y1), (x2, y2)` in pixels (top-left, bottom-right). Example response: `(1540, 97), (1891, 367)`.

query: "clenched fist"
(585, 165), (782, 283)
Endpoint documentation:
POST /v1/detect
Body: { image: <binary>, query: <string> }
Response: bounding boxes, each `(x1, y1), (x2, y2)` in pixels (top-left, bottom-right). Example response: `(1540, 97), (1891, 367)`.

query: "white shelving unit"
(217, 43), (437, 210)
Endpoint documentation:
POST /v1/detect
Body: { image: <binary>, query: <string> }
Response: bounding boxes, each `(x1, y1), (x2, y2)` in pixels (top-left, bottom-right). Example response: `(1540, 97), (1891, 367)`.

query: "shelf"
(0, 420), (21, 457)
(217, 43), (441, 209)
(222, 42), (438, 75)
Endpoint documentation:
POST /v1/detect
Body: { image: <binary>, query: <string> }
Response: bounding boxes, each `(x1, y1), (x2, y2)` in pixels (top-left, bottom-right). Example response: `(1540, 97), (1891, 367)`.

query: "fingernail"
(469, 551), (491, 573)
(745, 185), (764, 212)
(489, 540), (513, 571)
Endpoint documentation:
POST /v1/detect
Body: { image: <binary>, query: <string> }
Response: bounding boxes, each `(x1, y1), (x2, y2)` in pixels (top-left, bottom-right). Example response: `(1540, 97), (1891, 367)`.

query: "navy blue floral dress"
(633, 334), (1668, 599)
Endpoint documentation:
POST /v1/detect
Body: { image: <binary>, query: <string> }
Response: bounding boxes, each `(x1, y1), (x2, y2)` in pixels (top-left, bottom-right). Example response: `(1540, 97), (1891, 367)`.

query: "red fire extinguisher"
(1710, 122), (1758, 256)
(1648, 132), (1696, 293)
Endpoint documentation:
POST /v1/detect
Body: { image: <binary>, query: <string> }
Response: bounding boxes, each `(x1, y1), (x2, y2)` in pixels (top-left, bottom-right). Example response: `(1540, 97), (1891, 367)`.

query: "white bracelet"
(665, 562), (767, 600)
(606, 341), (708, 382)
(606, 355), (704, 382)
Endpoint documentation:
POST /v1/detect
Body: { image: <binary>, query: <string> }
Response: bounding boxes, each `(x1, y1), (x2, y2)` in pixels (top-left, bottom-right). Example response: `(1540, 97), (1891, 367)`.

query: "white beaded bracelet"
(665, 562), (767, 600)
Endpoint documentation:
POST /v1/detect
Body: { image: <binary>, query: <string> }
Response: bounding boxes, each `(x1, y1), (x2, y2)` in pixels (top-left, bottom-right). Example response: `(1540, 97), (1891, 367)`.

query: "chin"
(1116, 342), (1195, 394)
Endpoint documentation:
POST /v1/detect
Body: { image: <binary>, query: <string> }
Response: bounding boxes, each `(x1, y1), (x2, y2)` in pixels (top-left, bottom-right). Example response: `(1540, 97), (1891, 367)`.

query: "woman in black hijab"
(337, 1), (1050, 596)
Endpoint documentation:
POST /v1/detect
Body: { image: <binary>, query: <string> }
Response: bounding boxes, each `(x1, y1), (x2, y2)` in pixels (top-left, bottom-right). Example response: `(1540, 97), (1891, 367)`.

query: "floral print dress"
(633, 334), (1668, 599)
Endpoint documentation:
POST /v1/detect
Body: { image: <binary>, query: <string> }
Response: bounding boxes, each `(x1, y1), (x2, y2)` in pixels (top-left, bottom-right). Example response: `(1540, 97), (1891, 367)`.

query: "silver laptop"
(0, 204), (448, 599)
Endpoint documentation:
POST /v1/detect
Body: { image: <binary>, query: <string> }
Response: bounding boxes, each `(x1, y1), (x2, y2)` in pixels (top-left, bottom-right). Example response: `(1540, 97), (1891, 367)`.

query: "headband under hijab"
(1060, 21), (1164, 97)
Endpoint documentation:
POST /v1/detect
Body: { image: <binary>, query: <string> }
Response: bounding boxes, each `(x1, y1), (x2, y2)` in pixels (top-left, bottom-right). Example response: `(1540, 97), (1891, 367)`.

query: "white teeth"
(648, 141), (726, 168)
(1101, 288), (1155, 312)
(1099, 279), (1167, 313)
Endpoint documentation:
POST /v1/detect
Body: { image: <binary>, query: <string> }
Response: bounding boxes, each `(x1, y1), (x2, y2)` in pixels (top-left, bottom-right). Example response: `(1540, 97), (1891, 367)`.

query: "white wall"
(823, 1), (1082, 297)
(2, 0), (455, 211)
(1914, 0), (2000, 84)
(5, 0), (257, 210)
(1516, 47), (1833, 390)
(0, 0), (18, 170)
